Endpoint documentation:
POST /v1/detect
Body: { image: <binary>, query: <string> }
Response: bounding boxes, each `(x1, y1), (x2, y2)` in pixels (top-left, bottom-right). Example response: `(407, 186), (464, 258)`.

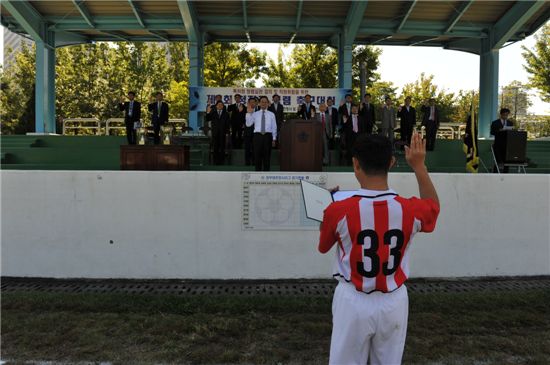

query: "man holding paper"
(317, 132), (440, 365)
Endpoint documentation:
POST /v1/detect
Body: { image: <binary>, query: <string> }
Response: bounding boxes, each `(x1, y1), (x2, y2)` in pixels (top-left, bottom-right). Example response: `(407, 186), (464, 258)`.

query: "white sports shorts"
(329, 281), (409, 365)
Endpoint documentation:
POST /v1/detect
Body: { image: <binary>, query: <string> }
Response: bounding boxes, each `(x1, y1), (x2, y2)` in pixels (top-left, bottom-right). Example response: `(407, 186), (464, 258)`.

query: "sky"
(2, 25), (548, 115)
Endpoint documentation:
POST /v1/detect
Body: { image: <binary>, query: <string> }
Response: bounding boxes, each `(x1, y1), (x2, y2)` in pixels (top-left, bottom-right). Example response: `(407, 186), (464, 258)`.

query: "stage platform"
(2, 135), (550, 173)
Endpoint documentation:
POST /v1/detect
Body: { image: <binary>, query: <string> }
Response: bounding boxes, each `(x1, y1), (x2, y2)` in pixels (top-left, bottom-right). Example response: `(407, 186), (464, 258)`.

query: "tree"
(368, 81), (398, 105)
(522, 24), (550, 103)
(453, 90), (479, 124)
(498, 81), (532, 120)
(262, 46), (295, 88)
(399, 73), (455, 123)
(203, 43), (267, 87)
(352, 45), (382, 95)
(290, 44), (338, 88)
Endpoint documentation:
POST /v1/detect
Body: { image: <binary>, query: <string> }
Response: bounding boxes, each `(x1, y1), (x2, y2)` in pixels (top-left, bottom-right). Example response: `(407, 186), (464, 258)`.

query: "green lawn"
(2, 288), (549, 364)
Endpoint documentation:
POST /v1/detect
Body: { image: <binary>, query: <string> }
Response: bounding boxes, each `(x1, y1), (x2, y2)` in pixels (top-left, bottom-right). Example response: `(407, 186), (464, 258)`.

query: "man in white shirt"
(246, 96), (277, 171)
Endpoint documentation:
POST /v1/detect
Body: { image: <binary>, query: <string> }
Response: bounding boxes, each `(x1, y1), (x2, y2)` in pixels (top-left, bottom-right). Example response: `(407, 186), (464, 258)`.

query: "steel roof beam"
(177, 0), (200, 42)
(2, 0), (45, 41)
(396, 0), (417, 32)
(127, 0), (146, 28)
(343, 0), (369, 44)
(492, 0), (545, 49)
(445, 1), (473, 33)
(71, 0), (95, 27)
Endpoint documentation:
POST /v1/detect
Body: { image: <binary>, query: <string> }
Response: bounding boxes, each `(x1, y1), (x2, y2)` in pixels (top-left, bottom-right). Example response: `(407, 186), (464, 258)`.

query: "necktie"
(366, 103), (369, 111)
(261, 111), (266, 133)
(347, 103), (351, 115)
(352, 115), (358, 133)
(158, 102), (161, 117)
(129, 101), (133, 116)
(218, 110), (221, 118)
(321, 113), (326, 132)
(430, 106), (435, 121)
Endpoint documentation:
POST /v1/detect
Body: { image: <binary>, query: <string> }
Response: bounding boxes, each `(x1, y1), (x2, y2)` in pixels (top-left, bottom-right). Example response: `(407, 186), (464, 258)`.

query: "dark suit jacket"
(297, 103), (315, 120)
(421, 105), (439, 126)
(338, 103), (354, 125)
(359, 102), (376, 129)
(326, 106), (339, 136)
(227, 103), (246, 127)
(206, 109), (230, 134)
(148, 101), (169, 126)
(342, 114), (367, 136)
(398, 106), (416, 129)
(490, 119), (514, 137)
(268, 102), (284, 127)
(119, 101), (141, 124)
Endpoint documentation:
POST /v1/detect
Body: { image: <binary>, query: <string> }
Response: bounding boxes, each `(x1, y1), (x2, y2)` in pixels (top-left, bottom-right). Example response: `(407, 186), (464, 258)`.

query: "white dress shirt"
(246, 109), (278, 141)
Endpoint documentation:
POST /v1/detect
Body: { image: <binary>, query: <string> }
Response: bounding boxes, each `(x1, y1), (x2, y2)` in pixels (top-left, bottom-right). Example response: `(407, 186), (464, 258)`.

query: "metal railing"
(62, 118), (101, 135)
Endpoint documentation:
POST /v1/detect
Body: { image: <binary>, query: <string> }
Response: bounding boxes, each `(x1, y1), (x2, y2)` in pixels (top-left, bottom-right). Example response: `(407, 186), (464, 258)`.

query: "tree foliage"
(498, 80), (533, 120)
(203, 43), (267, 87)
(522, 24), (550, 103)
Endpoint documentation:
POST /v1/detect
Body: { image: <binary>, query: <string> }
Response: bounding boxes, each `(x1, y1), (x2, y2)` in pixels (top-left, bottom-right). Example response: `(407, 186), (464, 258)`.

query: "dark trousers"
(212, 129), (226, 165)
(244, 127), (254, 165)
(231, 121), (243, 149)
(425, 121), (437, 151)
(366, 122), (374, 135)
(400, 123), (414, 145)
(345, 132), (358, 164)
(125, 122), (136, 145)
(153, 124), (161, 145)
(253, 132), (272, 171)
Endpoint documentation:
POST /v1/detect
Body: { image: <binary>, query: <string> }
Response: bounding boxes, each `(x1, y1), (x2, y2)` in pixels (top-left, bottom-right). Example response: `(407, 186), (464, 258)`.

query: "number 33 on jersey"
(319, 191), (440, 294)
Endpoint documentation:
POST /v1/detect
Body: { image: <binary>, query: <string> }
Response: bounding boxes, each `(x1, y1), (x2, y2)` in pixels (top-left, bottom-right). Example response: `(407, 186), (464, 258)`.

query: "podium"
(492, 130), (528, 173)
(494, 130), (527, 163)
(280, 119), (323, 171)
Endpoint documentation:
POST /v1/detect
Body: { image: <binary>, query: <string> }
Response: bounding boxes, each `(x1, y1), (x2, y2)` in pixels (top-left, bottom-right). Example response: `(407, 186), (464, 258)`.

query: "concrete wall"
(1, 171), (549, 279)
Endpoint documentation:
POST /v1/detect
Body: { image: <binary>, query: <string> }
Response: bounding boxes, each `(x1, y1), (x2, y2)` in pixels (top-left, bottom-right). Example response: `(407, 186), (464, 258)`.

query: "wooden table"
(120, 145), (190, 170)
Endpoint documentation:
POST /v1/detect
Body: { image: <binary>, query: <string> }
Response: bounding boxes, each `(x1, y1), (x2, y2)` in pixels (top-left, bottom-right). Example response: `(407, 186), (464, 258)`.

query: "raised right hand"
(405, 132), (426, 171)
(247, 101), (254, 113)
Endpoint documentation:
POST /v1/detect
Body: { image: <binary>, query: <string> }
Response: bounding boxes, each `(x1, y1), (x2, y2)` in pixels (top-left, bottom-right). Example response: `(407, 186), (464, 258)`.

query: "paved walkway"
(2, 276), (549, 296)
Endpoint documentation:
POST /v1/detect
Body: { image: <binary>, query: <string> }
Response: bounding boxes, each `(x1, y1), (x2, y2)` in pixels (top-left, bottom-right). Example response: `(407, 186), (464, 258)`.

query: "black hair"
(273, 94), (280, 99)
(365, 93), (371, 98)
(128, 91), (136, 96)
(345, 94), (352, 98)
(500, 108), (510, 114)
(305, 94), (312, 98)
(385, 96), (391, 101)
(259, 96), (269, 102)
(234, 93), (241, 97)
(215, 94), (222, 98)
(215, 100), (224, 106)
(405, 96), (411, 100)
(352, 134), (393, 175)
(155, 92), (163, 96)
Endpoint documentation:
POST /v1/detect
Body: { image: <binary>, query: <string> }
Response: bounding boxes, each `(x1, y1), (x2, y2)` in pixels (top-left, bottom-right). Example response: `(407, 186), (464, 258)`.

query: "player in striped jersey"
(319, 132), (440, 365)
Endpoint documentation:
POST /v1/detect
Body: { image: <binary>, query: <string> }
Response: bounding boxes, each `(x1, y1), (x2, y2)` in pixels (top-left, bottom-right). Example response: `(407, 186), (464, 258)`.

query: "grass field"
(2, 288), (550, 364)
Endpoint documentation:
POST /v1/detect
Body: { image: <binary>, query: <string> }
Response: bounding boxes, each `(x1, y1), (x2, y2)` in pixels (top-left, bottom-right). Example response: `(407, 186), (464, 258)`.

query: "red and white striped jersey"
(318, 189), (440, 294)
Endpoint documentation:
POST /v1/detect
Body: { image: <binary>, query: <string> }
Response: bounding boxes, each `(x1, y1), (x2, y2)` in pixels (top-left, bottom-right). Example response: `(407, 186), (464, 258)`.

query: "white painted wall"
(1, 171), (549, 279)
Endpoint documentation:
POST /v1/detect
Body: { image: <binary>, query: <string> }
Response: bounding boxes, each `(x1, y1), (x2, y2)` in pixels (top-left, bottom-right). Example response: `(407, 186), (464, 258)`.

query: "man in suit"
(490, 108), (514, 137)
(206, 100), (230, 165)
(338, 94), (354, 127)
(148, 92), (169, 145)
(421, 98), (439, 151)
(228, 93), (246, 149)
(316, 103), (333, 165)
(359, 93), (376, 134)
(118, 91), (141, 145)
(268, 94), (285, 146)
(379, 96), (397, 147)
(342, 104), (364, 163)
(297, 94), (316, 120)
(491, 108), (515, 173)
(243, 97), (259, 165)
(326, 97), (339, 143)
(397, 96), (416, 146)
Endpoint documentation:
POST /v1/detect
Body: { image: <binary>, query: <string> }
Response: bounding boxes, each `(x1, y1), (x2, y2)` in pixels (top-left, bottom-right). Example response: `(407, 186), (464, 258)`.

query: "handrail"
(62, 118), (101, 135)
